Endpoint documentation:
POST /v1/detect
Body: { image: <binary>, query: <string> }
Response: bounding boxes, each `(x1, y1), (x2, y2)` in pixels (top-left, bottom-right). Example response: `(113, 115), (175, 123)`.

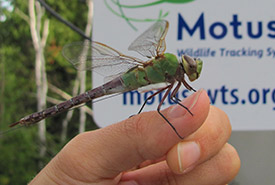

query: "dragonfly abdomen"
(10, 76), (126, 127)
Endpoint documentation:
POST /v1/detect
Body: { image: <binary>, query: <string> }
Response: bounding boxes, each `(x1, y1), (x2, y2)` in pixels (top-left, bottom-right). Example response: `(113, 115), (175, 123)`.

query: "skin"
(29, 89), (240, 185)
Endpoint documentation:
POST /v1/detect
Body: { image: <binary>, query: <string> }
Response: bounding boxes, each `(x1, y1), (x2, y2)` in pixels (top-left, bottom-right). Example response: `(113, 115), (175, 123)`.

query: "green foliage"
(0, 0), (96, 184)
(0, 128), (38, 185)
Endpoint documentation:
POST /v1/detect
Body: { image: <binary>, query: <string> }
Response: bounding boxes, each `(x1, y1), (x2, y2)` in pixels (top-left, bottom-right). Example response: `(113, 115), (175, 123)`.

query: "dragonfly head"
(181, 55), (203, 82)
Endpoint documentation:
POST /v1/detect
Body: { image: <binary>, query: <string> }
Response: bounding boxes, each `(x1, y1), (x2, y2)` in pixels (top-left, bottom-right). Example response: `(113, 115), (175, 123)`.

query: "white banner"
(92, 0), (275, 130)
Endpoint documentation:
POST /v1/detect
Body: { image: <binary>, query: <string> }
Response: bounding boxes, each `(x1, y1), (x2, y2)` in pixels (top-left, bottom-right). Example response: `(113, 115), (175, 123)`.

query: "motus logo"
(104, 0), (194, 31)
(178, 13), (275, 40)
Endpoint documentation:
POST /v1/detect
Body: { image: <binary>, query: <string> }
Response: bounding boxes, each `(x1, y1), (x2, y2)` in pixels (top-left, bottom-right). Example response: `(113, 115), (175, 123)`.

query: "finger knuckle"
(120, 112), (154, 159)
(121, 112), (150, 138)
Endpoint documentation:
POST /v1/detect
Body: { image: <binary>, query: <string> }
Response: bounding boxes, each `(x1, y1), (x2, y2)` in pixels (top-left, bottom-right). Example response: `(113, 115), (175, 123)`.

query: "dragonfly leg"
(137, 85), (171, 114)
(170, 82), (193, 116)
(170, 97), (193, 116)
(157, 84), (184, 139)
(170, 81), (181, 98)
(182, 79), (196, 92)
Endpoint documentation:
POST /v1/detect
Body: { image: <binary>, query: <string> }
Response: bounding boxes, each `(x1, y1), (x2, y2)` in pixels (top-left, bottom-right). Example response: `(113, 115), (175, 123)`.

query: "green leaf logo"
(104, 0), (194, 31)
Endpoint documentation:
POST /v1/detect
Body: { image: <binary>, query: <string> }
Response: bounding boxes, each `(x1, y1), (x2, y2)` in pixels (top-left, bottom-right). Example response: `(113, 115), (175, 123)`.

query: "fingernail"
(169, 89), (203, 118)
(177, 141), (201, 173)
(119, 180), (139, 185)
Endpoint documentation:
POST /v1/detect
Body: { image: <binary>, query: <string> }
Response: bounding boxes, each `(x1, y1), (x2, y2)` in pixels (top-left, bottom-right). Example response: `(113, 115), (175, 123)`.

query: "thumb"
(41, 89), (210, 184)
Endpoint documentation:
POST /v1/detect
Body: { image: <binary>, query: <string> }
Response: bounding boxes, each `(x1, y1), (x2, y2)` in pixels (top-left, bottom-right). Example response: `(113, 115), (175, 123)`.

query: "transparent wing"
(62, 41), (143, 77)
(128, 20), (169, 58)
(103, 72), (124, 83)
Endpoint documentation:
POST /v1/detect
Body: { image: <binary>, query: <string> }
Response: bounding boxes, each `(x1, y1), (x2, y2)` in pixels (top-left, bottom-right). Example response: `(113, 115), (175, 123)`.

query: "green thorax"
(121, 53), (179, 90)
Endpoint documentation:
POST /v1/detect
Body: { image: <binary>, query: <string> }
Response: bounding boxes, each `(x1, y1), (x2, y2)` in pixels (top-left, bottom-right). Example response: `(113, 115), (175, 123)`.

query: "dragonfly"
(9, 20), (203, 139)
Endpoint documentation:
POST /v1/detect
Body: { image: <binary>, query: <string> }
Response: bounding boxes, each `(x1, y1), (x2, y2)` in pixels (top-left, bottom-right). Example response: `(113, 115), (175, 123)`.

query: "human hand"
(29, 89), (240, 185)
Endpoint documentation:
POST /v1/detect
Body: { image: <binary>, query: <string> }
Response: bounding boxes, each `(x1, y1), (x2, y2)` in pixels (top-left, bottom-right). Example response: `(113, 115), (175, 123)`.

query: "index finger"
(45, 89), (210, 183)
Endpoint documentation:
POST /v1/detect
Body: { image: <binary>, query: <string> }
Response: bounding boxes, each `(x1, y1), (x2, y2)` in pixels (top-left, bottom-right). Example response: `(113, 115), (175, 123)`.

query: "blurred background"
(0, 0), (275, 184)
(0, 0), (98, 184)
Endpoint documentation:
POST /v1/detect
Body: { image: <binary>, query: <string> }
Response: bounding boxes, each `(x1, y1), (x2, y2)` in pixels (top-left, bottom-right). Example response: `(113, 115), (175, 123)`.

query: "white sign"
(92, 0), (275, 130)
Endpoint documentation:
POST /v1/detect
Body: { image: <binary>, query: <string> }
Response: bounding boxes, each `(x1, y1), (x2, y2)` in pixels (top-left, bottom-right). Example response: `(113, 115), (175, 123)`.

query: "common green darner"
(10, 20), (203, 139)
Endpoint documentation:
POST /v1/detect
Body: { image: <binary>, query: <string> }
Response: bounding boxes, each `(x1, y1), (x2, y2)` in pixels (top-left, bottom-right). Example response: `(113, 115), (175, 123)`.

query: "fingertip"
(191, 89), (210, 117)
(166, 141), (201, 174)
(162, 89), (210, 139)
(168, 89), (205, 119)
(222, 144), (241, 180)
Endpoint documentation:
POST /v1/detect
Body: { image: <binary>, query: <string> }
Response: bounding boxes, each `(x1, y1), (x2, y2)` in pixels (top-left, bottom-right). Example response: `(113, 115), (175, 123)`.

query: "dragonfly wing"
(103, 72), (124, 83)
(62, 41), (143, 77)
(128, 20), (169, 58)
